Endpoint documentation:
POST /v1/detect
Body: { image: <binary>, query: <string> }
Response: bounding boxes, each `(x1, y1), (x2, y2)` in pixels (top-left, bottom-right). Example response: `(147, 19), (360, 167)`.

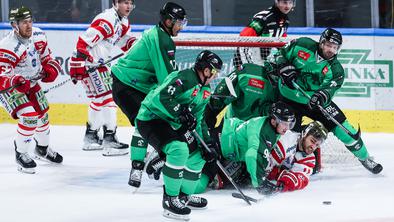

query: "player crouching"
(0, 6), (63, 174)
(257, 121), (328, 194)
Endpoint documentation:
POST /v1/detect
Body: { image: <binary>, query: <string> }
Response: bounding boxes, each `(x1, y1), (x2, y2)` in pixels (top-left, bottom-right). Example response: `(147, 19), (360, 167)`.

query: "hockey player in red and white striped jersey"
(0, 6), (63, 174)
(69, 0), (136, 156)
(258, 121), (328, 194)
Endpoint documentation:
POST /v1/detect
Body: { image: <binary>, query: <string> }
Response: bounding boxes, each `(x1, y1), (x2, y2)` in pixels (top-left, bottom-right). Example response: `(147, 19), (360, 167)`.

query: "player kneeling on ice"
(257, 121), (328, 195)
(0, 6), (63, 174)
(135, 50), (223, 221)
(193, 101), (296, 194)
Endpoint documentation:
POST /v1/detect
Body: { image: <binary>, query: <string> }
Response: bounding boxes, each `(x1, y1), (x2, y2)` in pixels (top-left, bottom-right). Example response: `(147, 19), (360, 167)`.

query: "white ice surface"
(0, 124), (393, 222)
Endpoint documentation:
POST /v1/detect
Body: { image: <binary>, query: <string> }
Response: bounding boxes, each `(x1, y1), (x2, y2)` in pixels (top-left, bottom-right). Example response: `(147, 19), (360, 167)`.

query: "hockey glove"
(178, 107), (197, 132)
(256, 177), (283, 195)
(69, 50), (93, 84)
(41, 58), (61, 83)
(201, 142), (219, 163)
(308, 90), (329, 109)
(279, 64), (299, 89)
(10, 75), (30, 93)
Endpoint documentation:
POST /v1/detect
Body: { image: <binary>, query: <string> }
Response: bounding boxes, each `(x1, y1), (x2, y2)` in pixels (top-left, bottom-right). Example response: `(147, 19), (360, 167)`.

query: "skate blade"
(102, 148), (129, 156)
(17, 166), (35, 174)
(163, 210), (190, 221)
(187, 205), (207, 210)
(34, 154), (62, 164)
(82, 144), (103, 151)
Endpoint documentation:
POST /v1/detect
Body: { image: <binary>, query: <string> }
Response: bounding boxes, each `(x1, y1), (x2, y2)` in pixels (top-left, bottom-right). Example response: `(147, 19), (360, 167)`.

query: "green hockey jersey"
(275, 37), (345, 106)
(220, 117), (281, 187)
(111, 24), (177, 94)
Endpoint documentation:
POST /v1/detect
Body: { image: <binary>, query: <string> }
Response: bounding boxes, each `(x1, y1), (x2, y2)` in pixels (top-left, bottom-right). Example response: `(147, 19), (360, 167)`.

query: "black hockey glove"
(201, 142), (220, 163)
(308, 90), (329, 110)
(179, 107), (197, 132)
(279, 64), (299, 89)
(256, 178), (283, 195)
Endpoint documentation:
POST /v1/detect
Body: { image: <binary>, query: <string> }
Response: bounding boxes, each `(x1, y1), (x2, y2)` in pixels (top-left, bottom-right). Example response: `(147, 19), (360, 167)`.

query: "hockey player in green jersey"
(275, 28), (382, 174)
(110, 2), (187, 187)
(135, 50), (223, 220)
(194, 101), (296, 193)
(205, 63), (278, 129)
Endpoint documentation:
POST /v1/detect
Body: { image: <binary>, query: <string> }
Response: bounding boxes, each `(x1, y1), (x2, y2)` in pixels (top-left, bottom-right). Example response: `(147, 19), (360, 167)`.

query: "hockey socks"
(130, 129), (148, 162)
(332, 120), (368, 160)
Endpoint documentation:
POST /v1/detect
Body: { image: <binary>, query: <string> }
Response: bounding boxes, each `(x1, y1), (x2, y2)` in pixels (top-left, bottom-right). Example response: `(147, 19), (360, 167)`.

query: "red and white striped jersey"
(267, 130), (316, 191)
(74, 7), (134, 66)
(0, 27), (52, 84)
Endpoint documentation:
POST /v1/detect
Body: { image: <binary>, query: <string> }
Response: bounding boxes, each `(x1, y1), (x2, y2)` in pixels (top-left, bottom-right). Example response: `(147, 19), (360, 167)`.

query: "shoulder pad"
(0, 32), (26, 59)
(93, 8), (117, 27)
(32, 27), (47, 43)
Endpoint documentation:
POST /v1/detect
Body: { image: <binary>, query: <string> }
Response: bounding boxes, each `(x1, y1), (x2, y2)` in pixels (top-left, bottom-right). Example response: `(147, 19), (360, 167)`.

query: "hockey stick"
(191, 130), (253, 205)
(231, 192), (260, 203)
(0, 83), (21, 94)
(291, 81), (361, 140)
(44, 53), (125, 94)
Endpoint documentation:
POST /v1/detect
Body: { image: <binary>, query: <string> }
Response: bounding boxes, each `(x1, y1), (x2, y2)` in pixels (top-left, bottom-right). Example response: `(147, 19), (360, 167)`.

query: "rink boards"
(0, 24), (393, 132)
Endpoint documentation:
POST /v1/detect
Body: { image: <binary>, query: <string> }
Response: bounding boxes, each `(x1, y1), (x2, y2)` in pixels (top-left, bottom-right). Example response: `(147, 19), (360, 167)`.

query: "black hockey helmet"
(275, 0), (296, 7)
(270, 101), (296, 129)
(9, 6), (32, 23)
(160, 2), (187, 24)
(194, 50), (223, 75)
(302, 121), (328, 143)
(319, 28), (342, 47)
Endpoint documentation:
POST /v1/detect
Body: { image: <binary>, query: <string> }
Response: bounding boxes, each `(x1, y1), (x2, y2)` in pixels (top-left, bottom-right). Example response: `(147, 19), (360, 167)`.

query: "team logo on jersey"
(298, 51), (310, 61)
(191, 88), (199, 97)
(322, 66), (329, 75)
(167, 50), (175, 57)
(99, 21), (112, 36)
(175, 79), (183, 86)
(203, 90), (211, 99)
(248, 78), (265, 89)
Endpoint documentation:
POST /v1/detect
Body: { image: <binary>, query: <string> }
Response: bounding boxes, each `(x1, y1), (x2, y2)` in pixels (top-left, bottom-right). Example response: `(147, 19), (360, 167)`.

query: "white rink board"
(1, 29), (393, 111)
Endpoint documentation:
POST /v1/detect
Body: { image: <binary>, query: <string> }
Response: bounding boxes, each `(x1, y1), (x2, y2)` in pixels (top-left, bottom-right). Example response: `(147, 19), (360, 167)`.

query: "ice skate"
(360, 157), (383, 174)
(163, 191), (191, 221)
(128, 160), (144, 188)
(83, 122), (103, 151)
(179, 192), (208, 210)
(145, 150), (164, 180)
(34, 143), (63, 164)
(15, 142), (36, 174)
(102, 126), (128, 156)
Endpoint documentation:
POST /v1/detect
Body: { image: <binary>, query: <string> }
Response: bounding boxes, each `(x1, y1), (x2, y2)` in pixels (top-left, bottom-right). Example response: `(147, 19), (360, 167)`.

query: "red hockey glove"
(10, 75), (30, 93)
(69, 49), (93, 84)
(41, 58), (61, 83)
(277, 170), (309, 192)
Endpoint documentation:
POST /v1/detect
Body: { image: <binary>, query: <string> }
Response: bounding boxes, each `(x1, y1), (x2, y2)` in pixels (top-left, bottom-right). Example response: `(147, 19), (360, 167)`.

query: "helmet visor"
(274, 115), (295, 130)
(174, 17), (188, 29)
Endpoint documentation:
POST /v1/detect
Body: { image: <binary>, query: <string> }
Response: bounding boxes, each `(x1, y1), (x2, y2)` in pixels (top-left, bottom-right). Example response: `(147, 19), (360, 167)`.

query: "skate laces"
(152, 159), (165, 171)
(46, 147), (58, 158)
(188, 195), (203, 204)
(172, 197), (187, 209)
(20, 153), (33, 163)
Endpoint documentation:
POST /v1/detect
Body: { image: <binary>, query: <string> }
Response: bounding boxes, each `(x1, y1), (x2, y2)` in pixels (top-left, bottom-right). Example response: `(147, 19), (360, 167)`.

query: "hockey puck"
(322, 201), (332, 205)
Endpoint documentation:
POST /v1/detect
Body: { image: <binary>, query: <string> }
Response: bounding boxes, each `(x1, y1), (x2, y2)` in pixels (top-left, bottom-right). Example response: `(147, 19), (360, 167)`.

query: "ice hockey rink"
(0, 124), (393, 222)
